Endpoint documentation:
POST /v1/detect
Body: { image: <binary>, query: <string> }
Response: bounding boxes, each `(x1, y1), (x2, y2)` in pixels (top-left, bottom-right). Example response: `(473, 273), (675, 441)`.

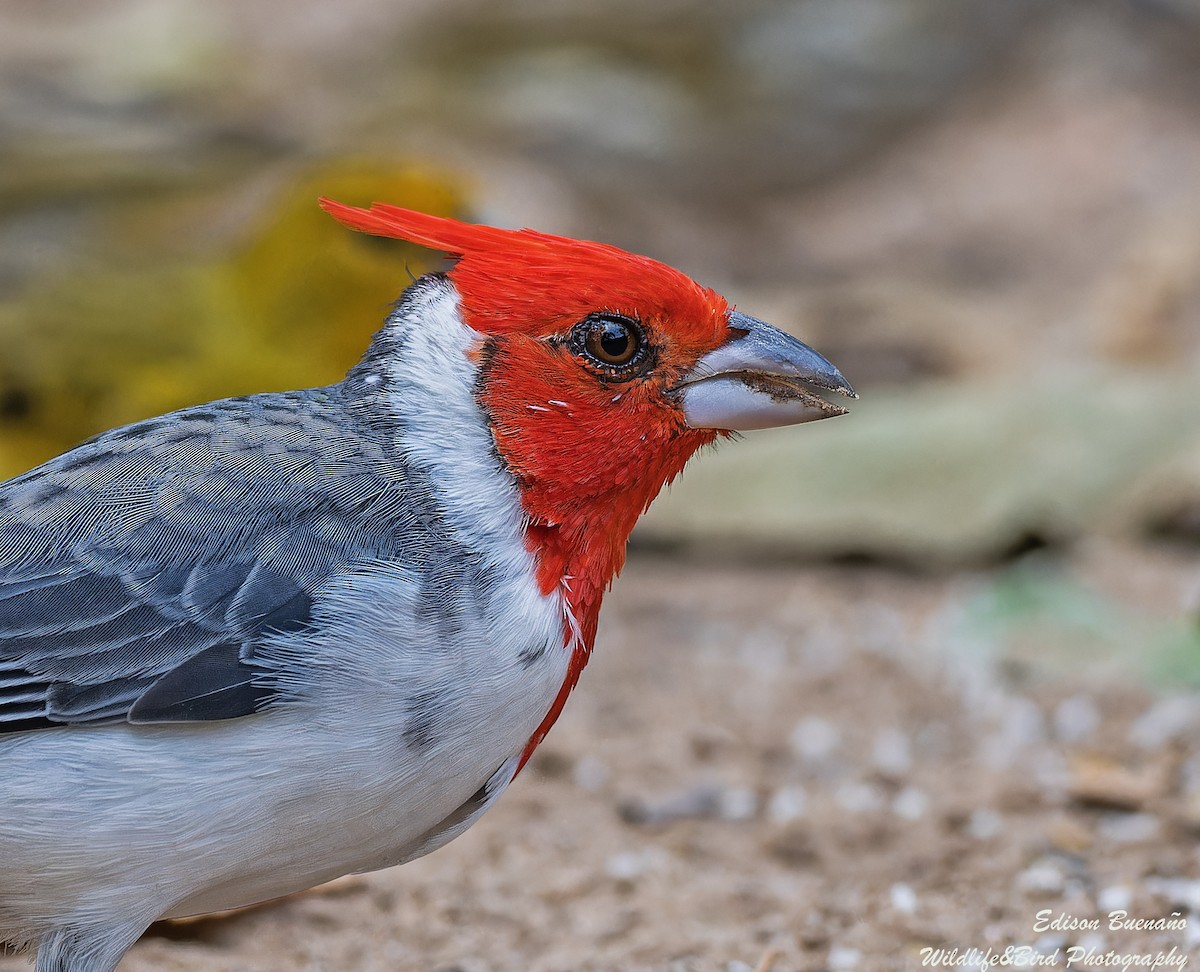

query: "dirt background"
(3, 0), (1200, 969)
(8, 549), (1196, 971)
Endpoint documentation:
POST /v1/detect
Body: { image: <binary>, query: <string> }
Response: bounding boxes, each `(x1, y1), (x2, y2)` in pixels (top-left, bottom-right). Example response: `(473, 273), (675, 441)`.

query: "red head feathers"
(319, 199), (728, 349)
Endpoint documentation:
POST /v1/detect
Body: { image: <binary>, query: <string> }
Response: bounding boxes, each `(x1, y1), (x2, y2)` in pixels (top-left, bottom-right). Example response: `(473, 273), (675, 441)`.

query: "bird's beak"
(677, 311), (858, 431)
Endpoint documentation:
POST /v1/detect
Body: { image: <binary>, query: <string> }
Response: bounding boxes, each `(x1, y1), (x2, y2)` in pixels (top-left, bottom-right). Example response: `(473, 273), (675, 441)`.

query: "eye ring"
(572, 313), (646, 371)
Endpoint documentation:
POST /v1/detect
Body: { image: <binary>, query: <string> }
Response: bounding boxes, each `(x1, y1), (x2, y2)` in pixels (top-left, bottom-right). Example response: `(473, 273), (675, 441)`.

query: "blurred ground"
(1, 0), (1199, 969)
(4, 552), (1195, 972)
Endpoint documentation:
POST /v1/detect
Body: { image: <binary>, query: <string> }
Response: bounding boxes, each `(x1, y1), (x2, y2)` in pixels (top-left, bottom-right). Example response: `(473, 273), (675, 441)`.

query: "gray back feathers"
(0, 383), (449, 731)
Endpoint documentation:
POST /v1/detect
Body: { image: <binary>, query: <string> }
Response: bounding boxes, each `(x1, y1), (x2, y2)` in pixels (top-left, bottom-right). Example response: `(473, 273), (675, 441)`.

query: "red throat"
(478, 347), (719, 771)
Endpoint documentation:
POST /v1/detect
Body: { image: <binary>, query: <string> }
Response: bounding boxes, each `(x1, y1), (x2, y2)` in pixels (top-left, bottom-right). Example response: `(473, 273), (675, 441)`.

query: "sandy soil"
(5, 549), (1196, 972)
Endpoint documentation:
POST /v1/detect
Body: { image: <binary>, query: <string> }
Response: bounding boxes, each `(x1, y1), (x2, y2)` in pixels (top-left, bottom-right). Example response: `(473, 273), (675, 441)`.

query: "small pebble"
(827, 945), (861, 970)
(892, 786), (928, 821)
(573, 755), (610, 792)
(618, 784), (721, 825)
(767, 785), (808, 824)
(1096, 884), (1132, 913)
(1035, 934), (1067, 955)
(605, 848), (667, 881)
(1145, 876), (1200, 912)
(1054, 694), (1100, 744)
(1129, 695), (1200, 749)
(1067, 753), (1158, 810)
(1187, 915), (1200, 954)
(1046, 814), (1092, 853)
(872, 727), (912, 777)
(718, 786), (760, 822)
(1179, 749), (1200, 793)
(789, 716), (841, 763)
(1096, 812), (1160, 844)
(889, 882), (918, 914)
(725, 963), (754, 972)
(1016, 860), (1066, 894)
(967, 808), (1004, 840)
(835, 780), (883, 814)
(982, 698), (1046, 769)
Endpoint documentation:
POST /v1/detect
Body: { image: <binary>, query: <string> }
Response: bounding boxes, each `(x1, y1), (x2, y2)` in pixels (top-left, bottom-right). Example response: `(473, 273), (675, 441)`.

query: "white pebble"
(1096, 885), (1132, 913)
(605, 848), (667, 881)
(767, 785), (808, 824)
(986, 698), (1047, 767)
(967, 808), (1003, 840)
(830, 940), (859, 964)
(1075, 933), (1107, 956)
(835, 780), (883, 814)
(890, 882), (918, 914)
(872, 727), (913, 777)
(1188, 914), (1200, 954)
(1097, 812), (1160, 844)
(718, 786), (760, 822)
(573, 755), (610, 792)
(892, 786), (928, 821)
(1145, 876), (1200, 912)
(1016, 861), (1066, 894)
(1034, 934), (1067, 956)
(790, 716), (841, 763)
(1054, 694), (1100, 744)
(1129, 696), (1200, 749)
(828, 945), (861, 970)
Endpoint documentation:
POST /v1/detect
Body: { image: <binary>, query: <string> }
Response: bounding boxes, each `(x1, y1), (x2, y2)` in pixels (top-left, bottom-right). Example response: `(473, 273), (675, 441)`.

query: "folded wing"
(0, 390), (421, 732)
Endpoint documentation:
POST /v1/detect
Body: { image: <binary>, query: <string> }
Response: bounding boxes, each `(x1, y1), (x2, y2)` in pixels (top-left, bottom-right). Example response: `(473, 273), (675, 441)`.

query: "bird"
(0, 200), (855, 972)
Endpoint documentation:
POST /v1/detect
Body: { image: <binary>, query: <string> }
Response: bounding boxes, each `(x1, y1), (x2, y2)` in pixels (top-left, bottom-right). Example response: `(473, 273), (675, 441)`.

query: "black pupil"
(598, 322), (631, 360)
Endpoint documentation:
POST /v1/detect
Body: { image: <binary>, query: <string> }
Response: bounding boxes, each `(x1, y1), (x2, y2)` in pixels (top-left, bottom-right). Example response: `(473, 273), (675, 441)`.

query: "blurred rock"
(619, 782), (758, 826)
(604, 846), (669, 882)
(717, 786), (760, 822)
(834, 780), (884, 815)
(1067, 753), (1166, 811)
(1053, 695), (1101, 745)
(1146, 876), (1200, 913)
(889, 883), (918, 914)
(871, 727), (913, 778)
(396, 0), (1037, 217)
(827, 944), (862, 971)
(1096, 884), (1133, 913)
(572, 754), (611, 793)
(788, 716), (842, 764)
(1015, 855), (1071, 895)
(636, 374), (1200, 565)
(1129, 695), (1200, 749)
(891, 787), (928, 821)
(1046, 814), (1093, 854)
(766, 785), (809, 824)
(1096, 811), (1161, 844)
(966, 808), (1004, 841)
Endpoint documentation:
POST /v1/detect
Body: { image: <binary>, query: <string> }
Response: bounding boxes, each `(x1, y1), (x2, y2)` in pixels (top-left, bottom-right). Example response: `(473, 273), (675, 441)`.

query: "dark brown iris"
(587, 318), (638, 365)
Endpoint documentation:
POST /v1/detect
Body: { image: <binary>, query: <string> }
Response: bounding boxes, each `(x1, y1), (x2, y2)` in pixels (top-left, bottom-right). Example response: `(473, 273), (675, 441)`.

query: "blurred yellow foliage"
(0, 159), (469, 477)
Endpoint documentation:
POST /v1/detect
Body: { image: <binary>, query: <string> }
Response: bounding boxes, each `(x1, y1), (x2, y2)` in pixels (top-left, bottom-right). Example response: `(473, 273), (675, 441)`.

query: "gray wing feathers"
(0, 389), (420, 732)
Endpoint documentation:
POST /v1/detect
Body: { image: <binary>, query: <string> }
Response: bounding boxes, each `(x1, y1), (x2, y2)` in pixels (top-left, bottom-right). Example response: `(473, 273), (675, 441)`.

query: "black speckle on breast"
(403, 689), (447, 752)
(518, 637), (549, 669)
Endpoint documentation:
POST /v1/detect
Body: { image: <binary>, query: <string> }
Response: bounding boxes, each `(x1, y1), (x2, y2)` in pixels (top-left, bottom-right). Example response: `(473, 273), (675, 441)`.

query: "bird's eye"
(577, 314), (644, 369)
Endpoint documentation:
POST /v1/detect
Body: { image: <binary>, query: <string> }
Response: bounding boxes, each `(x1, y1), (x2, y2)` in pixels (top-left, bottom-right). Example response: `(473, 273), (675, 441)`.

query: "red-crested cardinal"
(0, 201), (855, 972)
